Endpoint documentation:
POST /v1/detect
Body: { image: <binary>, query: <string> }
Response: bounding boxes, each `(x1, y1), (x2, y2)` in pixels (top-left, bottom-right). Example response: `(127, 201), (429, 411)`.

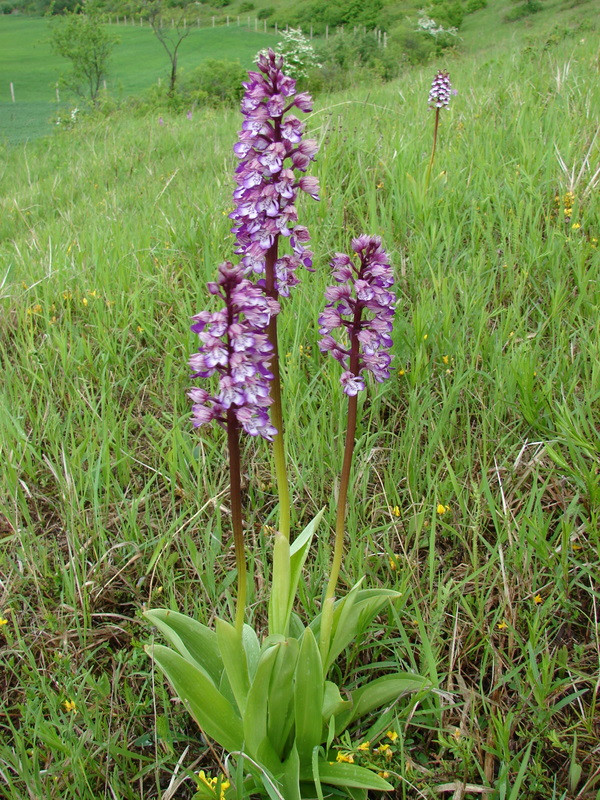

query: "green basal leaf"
(335, 672), (430, 736)
(242, 624), (261, 682)
(245, 643), (281, 765)
(294, 628), (324, 764)
(216, 618), (250, 715)
(278, 744), (301, 800)
(266, 636), (300, 759)
(146, 644), (242, 753)
(270, 511), (325, 638)
(269, 532), (291, 637)
(322, 681), (351, 723)
(145, 608), (223, 684)
(310, 586), (401, 673)
(302, 760), (393, 792)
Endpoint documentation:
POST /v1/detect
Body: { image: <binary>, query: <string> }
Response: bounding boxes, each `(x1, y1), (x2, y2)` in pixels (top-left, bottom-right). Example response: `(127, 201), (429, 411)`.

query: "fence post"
(226, 15), (229, 25)
(325, 24), (329, 40)
(310, 24), (313, 38)
(10, 82), (15, 102)
(212, 16), (215, 26)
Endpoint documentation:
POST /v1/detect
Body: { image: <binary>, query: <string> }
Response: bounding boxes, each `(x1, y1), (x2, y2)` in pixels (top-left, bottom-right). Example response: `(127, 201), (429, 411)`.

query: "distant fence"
(102, 15), (388, 46)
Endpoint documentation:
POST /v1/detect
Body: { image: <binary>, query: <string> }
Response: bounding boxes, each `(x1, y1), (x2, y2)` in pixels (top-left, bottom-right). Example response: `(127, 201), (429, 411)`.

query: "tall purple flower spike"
(428, 70), (456, 109)
(319, 236), (396, 396)
(189, 261), (280, 439)
(230, 49), (319, 298)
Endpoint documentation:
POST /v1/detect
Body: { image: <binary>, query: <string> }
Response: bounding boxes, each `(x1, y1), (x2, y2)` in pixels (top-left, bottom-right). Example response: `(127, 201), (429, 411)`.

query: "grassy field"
(0, 17), (277, 142)
(1, 0), (599, 798)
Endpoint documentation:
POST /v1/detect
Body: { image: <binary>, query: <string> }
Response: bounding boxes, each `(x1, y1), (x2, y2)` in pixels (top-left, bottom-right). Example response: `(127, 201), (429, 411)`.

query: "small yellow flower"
(398, 368), (405, 376)
(63, 699), (77, 713)
(436, 503), (449, 515)
(386, 730), (398, 742)
(0, 616), (8, 626)
(376, 181), (384, 189)
(391, 506), (400, 517)
(452, 728), (462, 740)
(378, 771), (390, 779)
(497, 620), (508, 630)
(389, 557), (397, 571)
(336, 751), (354, 763)
(533, 594), (543, 604)
(376, 743), (390, 753)
(357, 741), (370, 751)
(442, 355), (449, 365)
(82, 297), (88, 306)
(423, 334), (428, 341)
(571, 222), (581, 230)
(137, 326), (143, 333)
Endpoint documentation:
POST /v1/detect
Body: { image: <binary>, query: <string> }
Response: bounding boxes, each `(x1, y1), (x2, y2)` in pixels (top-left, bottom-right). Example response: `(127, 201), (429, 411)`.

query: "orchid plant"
(144, 50), (429, 800)
(426, 70), (456, 186)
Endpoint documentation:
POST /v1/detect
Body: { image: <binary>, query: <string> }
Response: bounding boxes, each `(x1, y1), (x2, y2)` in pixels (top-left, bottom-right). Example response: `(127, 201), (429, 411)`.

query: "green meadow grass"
(0, 4), (599, 799)
(0, 17), (277, 142)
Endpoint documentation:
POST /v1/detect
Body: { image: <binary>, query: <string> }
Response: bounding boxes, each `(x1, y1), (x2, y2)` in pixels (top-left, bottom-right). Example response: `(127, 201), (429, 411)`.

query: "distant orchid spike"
(319, 236), (395, 395)
(189, 261), (280, 439)
(428, 70), (456, 109)
(230, 49), (319, 297)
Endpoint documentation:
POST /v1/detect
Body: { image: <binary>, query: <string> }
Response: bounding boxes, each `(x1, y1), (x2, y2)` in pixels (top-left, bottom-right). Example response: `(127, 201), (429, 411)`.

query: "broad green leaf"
(278, 744), (301, 800)
(335, 673), (430, 736)
(216, 618), (249, 715)
(147, 644), (242, 753)
(270, 511), (324, 638)
(310, 586), (401, 673)
(267, 636), (300, 758)
(269, 532), (291, 636)
(245, 643), (281, 763)
(322, 681), (351, 723)
(294, 628), (324, 763)
(302, 760), (393, 791)
(242, 624), (261, 682)
(144, 609), (222, 685)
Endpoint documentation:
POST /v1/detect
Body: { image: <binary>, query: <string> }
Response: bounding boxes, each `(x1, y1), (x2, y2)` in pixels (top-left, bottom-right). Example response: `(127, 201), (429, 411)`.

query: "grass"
(1, 1), (599, 798)
(0, 17), (278, 143)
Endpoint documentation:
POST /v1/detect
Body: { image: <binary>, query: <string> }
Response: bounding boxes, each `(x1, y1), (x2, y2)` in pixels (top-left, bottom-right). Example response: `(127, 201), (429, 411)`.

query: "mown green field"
(0, 1), (599, 798)
(0, 17), (277, 142)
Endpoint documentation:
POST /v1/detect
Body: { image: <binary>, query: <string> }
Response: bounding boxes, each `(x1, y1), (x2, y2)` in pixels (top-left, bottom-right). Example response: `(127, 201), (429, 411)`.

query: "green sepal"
(216, 618), (249, 715)
(302, 760), (394, 792)
(266, 636), (300, 759)
(144, 608), (223, 684)
(294, 628), (324, 764)
(146, 644), (242, 753)
(334, 672), (430, 736)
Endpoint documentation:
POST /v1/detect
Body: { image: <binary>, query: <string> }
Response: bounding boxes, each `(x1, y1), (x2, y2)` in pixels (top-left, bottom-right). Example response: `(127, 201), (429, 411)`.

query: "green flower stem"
(227, 410), (246, 633)
(425, 106), (440, 189)
(265, 240), (291, 542)
(320, 327), (361, 660)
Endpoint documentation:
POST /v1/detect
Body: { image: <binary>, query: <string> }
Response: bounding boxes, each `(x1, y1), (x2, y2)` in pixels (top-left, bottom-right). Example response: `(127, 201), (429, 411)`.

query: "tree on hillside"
(50, 10), (118, 104)
(145, 1), (192, 95)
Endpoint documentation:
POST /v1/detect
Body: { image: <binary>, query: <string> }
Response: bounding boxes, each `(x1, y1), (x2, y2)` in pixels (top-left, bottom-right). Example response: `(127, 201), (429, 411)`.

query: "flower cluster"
(319, 236), (395, 396)
(428, 70), (455, 109)
(230, 49), (319, 297)
(189, 262), (279, 439)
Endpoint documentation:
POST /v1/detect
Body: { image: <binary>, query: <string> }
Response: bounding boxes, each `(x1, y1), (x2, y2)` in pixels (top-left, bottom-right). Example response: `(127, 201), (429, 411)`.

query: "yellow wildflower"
(423, 334), (428, 341)
(398, 368), (405, 376)
(378, 771), (390, 779)
(452, 728), (462, 740)
(571, 222), (581, 230)
(336, 751), (354, 763)
(386, 730), (398, 742)
(436, 503), (449, 515)
(82, 297), (88, 306)
(389, 557), (397, 571)
(63, 699), (77, 712)
(533, 594), (543, 604)
(0, 616), (8, 626)
(391, 506), (400, 517)
(442, 355), (449, 365)
(497, 620), (508, 630)
(357, 741), (370, 751)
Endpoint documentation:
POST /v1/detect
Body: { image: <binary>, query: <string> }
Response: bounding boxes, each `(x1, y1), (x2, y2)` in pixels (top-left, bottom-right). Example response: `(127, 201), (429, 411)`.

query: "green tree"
(145, 1), (192, 96)
(50, 10), (118, 104)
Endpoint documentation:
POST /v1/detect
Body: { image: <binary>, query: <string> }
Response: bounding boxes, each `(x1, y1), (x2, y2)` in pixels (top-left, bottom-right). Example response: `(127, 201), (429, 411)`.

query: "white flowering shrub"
(417, 12), (458, 37)
(257, 28), (321, 81)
